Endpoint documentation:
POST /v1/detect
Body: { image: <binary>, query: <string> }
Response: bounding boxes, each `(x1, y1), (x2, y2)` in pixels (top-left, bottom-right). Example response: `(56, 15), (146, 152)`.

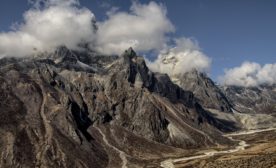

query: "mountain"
(157, 54), (232, 113)
(172, 70), (232, 113)
(151, 53), (276, 130)
(222, 84), (276, 114)
(221, 85), (276, 129)
(0, 47), (235, 168)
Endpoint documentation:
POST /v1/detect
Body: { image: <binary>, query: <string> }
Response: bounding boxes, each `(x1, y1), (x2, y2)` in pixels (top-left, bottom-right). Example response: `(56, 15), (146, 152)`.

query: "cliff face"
(0, 47), (234, 167)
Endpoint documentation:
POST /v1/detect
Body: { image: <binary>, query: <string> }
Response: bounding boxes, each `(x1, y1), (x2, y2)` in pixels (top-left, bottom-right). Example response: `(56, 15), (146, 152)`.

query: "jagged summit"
(123, 47), (137, 58)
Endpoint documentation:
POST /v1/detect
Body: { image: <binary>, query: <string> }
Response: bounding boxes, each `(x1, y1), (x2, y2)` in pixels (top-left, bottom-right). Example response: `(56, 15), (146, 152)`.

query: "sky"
(0, 0), (275, 86)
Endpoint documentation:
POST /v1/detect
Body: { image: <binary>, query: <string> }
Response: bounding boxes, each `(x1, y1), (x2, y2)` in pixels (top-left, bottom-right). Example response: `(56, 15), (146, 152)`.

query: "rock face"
(172, 70), (232, 113)
(0, 47), (236, 167)
(153, 54), (232, 113)
(222, 85), (276, 114)
(220, 85), (276, 129)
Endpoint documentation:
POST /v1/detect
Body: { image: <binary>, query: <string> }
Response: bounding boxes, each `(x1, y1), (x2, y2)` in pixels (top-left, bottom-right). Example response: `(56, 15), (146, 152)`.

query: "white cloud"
(219, 62), (276, 87)
(0, 0), (96, 57)
(147, 37), (211, 76)
(0, 0), (211, 79)
(95, 1), (174, 55)
(0, 1), (174, 57)
(28, 0), (79, 8)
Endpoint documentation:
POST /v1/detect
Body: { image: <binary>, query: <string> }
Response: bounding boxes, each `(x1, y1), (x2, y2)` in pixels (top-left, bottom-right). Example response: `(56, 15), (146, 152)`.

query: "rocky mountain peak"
(123, 47), (137, 58)
(53, 46), (78, 63)
(172, 69), (233, 112)
(120, 47), (147, 66)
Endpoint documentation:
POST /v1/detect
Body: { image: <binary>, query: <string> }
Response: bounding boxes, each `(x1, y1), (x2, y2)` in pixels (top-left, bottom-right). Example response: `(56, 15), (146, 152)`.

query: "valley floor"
(158, 128), (276, 168)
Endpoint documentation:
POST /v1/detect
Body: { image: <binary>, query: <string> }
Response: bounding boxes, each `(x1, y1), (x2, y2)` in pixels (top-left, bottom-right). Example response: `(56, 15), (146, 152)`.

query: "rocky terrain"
(0, 47), (237, 168)
(174, 72), (276, 130)
(0, 46), (275, 168)
(221, 85), (276, 129)
(172, 70), (232, 113)
(222, 84), (276, 114)
(156, 54), (233, 113)
(163, 52), (276, 130)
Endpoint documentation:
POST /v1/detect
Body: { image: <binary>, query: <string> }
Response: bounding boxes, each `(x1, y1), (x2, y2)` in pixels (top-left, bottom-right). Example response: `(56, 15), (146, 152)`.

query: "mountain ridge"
(0, 46), (275, 167)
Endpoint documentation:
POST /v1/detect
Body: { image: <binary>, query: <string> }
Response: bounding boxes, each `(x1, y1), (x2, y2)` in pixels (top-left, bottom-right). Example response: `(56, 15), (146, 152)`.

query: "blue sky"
(0, 0), (275, 81)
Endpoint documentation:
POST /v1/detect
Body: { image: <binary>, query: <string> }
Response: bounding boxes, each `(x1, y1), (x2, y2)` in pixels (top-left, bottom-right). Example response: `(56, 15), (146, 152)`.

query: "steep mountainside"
(150, 53), (276, 131)
(0, 47), (234, 168)
(172, 70), (232, 113)
(158, 55), (232, 113)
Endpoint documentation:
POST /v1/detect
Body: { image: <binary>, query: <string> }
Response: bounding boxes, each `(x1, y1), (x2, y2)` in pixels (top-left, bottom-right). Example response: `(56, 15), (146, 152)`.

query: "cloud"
(0, 1), (174, 57)
(28, 0), (79, 8)
(0, 0), (211, 80)
(95, 1), (174, 55)
(0, 0), (96, 57)
(219, 62), (276, 87)
(146, 37), (211, 76)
